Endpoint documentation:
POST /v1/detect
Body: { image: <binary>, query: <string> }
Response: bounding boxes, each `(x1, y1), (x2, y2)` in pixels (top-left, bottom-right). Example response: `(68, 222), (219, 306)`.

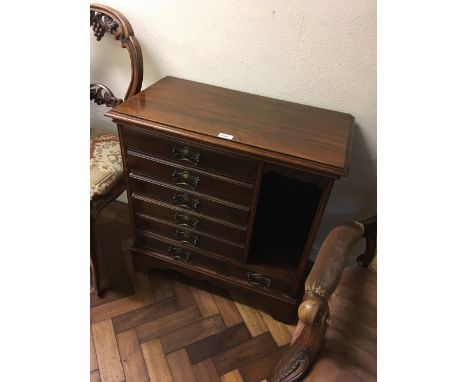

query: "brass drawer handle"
(172, 145), (202, 165)
(175, 230), (199, 245)
(247, 272), (271, 288)
(171, 170), (200, 190)
(168, 245), (191, 261)
(172, 193), (199, 210)
(174, 212), (199, 229)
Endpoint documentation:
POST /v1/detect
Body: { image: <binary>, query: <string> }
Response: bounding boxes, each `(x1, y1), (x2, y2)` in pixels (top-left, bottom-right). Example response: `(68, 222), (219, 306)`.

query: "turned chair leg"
(90, 178), (126, 298)
(90, 215), (105, 297)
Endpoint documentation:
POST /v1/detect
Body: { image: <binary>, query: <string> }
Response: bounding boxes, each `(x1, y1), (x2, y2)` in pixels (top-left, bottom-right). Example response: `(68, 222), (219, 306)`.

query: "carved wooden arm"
(270, 215), (376, 382)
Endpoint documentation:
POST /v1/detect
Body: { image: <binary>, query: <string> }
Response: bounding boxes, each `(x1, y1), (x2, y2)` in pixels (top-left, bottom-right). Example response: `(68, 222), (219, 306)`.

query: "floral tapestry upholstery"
(90, 129), (123, 200)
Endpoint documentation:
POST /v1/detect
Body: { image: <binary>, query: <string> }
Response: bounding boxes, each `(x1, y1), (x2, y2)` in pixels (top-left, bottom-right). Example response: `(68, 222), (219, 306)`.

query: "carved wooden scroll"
(90, 83), (122, 108)
(90, 4), (143, 103)
(270, 216), (377, 382)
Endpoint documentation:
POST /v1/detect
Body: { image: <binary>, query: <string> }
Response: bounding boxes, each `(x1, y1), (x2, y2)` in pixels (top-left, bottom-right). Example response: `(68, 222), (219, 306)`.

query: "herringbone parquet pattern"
(91, 201), (296, 382)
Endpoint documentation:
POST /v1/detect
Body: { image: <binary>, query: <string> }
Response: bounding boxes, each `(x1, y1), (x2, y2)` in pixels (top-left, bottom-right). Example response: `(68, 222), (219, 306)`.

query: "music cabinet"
(106, 76), (354, 323)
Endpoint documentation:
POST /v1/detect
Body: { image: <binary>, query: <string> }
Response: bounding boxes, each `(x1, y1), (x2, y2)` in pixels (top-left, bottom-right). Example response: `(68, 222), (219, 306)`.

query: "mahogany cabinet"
(106, 76), (354, 323)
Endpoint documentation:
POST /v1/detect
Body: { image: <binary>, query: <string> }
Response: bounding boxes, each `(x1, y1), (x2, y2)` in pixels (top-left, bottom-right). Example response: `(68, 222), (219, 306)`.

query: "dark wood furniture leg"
(90, 178), (126, 297)
(90, 215), (102, 297)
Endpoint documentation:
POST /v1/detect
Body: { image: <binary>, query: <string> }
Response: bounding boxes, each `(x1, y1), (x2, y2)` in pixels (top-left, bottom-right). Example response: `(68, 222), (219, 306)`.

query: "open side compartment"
(247, 168), (323, 279)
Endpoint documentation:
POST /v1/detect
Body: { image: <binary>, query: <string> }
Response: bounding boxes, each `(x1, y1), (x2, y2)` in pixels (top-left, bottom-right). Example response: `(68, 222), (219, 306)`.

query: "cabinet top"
(107, 76), (354, 177)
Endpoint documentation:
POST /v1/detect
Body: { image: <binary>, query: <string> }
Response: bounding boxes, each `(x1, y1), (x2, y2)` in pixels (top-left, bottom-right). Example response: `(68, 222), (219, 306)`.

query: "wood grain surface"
(107, 76), (354, 176)
(92, 201), (375, 382)
(91, 202), (294, 381)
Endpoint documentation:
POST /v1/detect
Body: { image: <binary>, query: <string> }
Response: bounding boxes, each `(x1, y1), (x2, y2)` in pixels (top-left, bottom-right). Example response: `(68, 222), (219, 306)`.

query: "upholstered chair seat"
(90, 129), (123, 200)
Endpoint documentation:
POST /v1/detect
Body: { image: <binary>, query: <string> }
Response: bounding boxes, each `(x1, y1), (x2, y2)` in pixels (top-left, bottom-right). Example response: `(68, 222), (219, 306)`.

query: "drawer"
(136, 231), (226, 274)
(121, 125), (257, 182)
(135, 214), (244, 262)
(227, 262), (294, 295)
(129, 173), (250, 226)
(126, 150), (253, 206)
(131, 195), (247, 245)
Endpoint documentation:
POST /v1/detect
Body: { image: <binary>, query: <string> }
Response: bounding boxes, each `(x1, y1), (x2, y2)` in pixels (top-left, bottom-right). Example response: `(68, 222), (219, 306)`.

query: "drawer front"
(121, 125), (257, 182)
(135, 214), (244, 262)
(136, 232), (226, 274)
(131, 196), (247, 245)
(129, 174), (250, 226)
(227, 263), (294, 295)
(126, 151), (253, 206)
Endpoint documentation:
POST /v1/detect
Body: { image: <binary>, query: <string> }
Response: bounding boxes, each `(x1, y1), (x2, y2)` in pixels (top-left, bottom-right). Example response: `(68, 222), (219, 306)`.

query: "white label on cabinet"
(218, 132), (234, 140)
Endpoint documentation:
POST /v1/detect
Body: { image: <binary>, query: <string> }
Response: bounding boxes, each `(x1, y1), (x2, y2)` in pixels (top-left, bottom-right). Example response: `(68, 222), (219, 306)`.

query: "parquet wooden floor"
(91, 201), (296, 382)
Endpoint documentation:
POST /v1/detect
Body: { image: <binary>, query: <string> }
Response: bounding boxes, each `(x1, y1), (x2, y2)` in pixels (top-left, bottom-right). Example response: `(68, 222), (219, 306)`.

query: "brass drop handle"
(172, 193), (200, 210)
(168, 245), (191, 261)
(175, 230), (199, 246)
(247, 272), (271, 288)
(171, 170), (200, 190)
(174, 213), (199, 229)
(172, 145), (202, 165)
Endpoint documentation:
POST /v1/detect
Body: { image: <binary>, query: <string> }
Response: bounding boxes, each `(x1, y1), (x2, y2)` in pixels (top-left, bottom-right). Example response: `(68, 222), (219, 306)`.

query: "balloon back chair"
(90, 3), (143, 297)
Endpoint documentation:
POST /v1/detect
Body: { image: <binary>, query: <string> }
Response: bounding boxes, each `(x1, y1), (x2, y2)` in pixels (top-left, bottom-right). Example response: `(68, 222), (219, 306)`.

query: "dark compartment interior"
(248, 171), (323, 278)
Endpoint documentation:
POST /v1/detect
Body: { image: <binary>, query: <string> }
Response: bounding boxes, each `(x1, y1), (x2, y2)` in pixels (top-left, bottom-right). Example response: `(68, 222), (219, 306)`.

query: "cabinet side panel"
(291, 179), (335, 296)
(242, 162), (264, 261)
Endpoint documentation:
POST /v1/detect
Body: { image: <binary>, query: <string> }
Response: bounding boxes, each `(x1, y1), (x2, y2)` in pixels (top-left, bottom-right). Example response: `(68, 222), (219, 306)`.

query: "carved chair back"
(90, 3), (143, 107)
(90, 4), (143, 298)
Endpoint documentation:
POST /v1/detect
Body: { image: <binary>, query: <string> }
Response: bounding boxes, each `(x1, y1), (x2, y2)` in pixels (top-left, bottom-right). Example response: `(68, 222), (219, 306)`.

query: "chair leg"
(90, 215), (105, 298)
(90, 179), (126, 297)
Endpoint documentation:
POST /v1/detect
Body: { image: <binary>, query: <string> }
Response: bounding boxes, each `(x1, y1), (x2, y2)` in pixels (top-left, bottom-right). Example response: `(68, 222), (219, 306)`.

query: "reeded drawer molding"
(135, 213), (245, 262)
(121, 124), (258, 182)
(128, 172), (250, 226)
(131, 194), (247, 245)
(131, 246), (299, 307)
(226, 262), (294, 295)
(126, 150), (253, 206)
(136, 230), (227, 275)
